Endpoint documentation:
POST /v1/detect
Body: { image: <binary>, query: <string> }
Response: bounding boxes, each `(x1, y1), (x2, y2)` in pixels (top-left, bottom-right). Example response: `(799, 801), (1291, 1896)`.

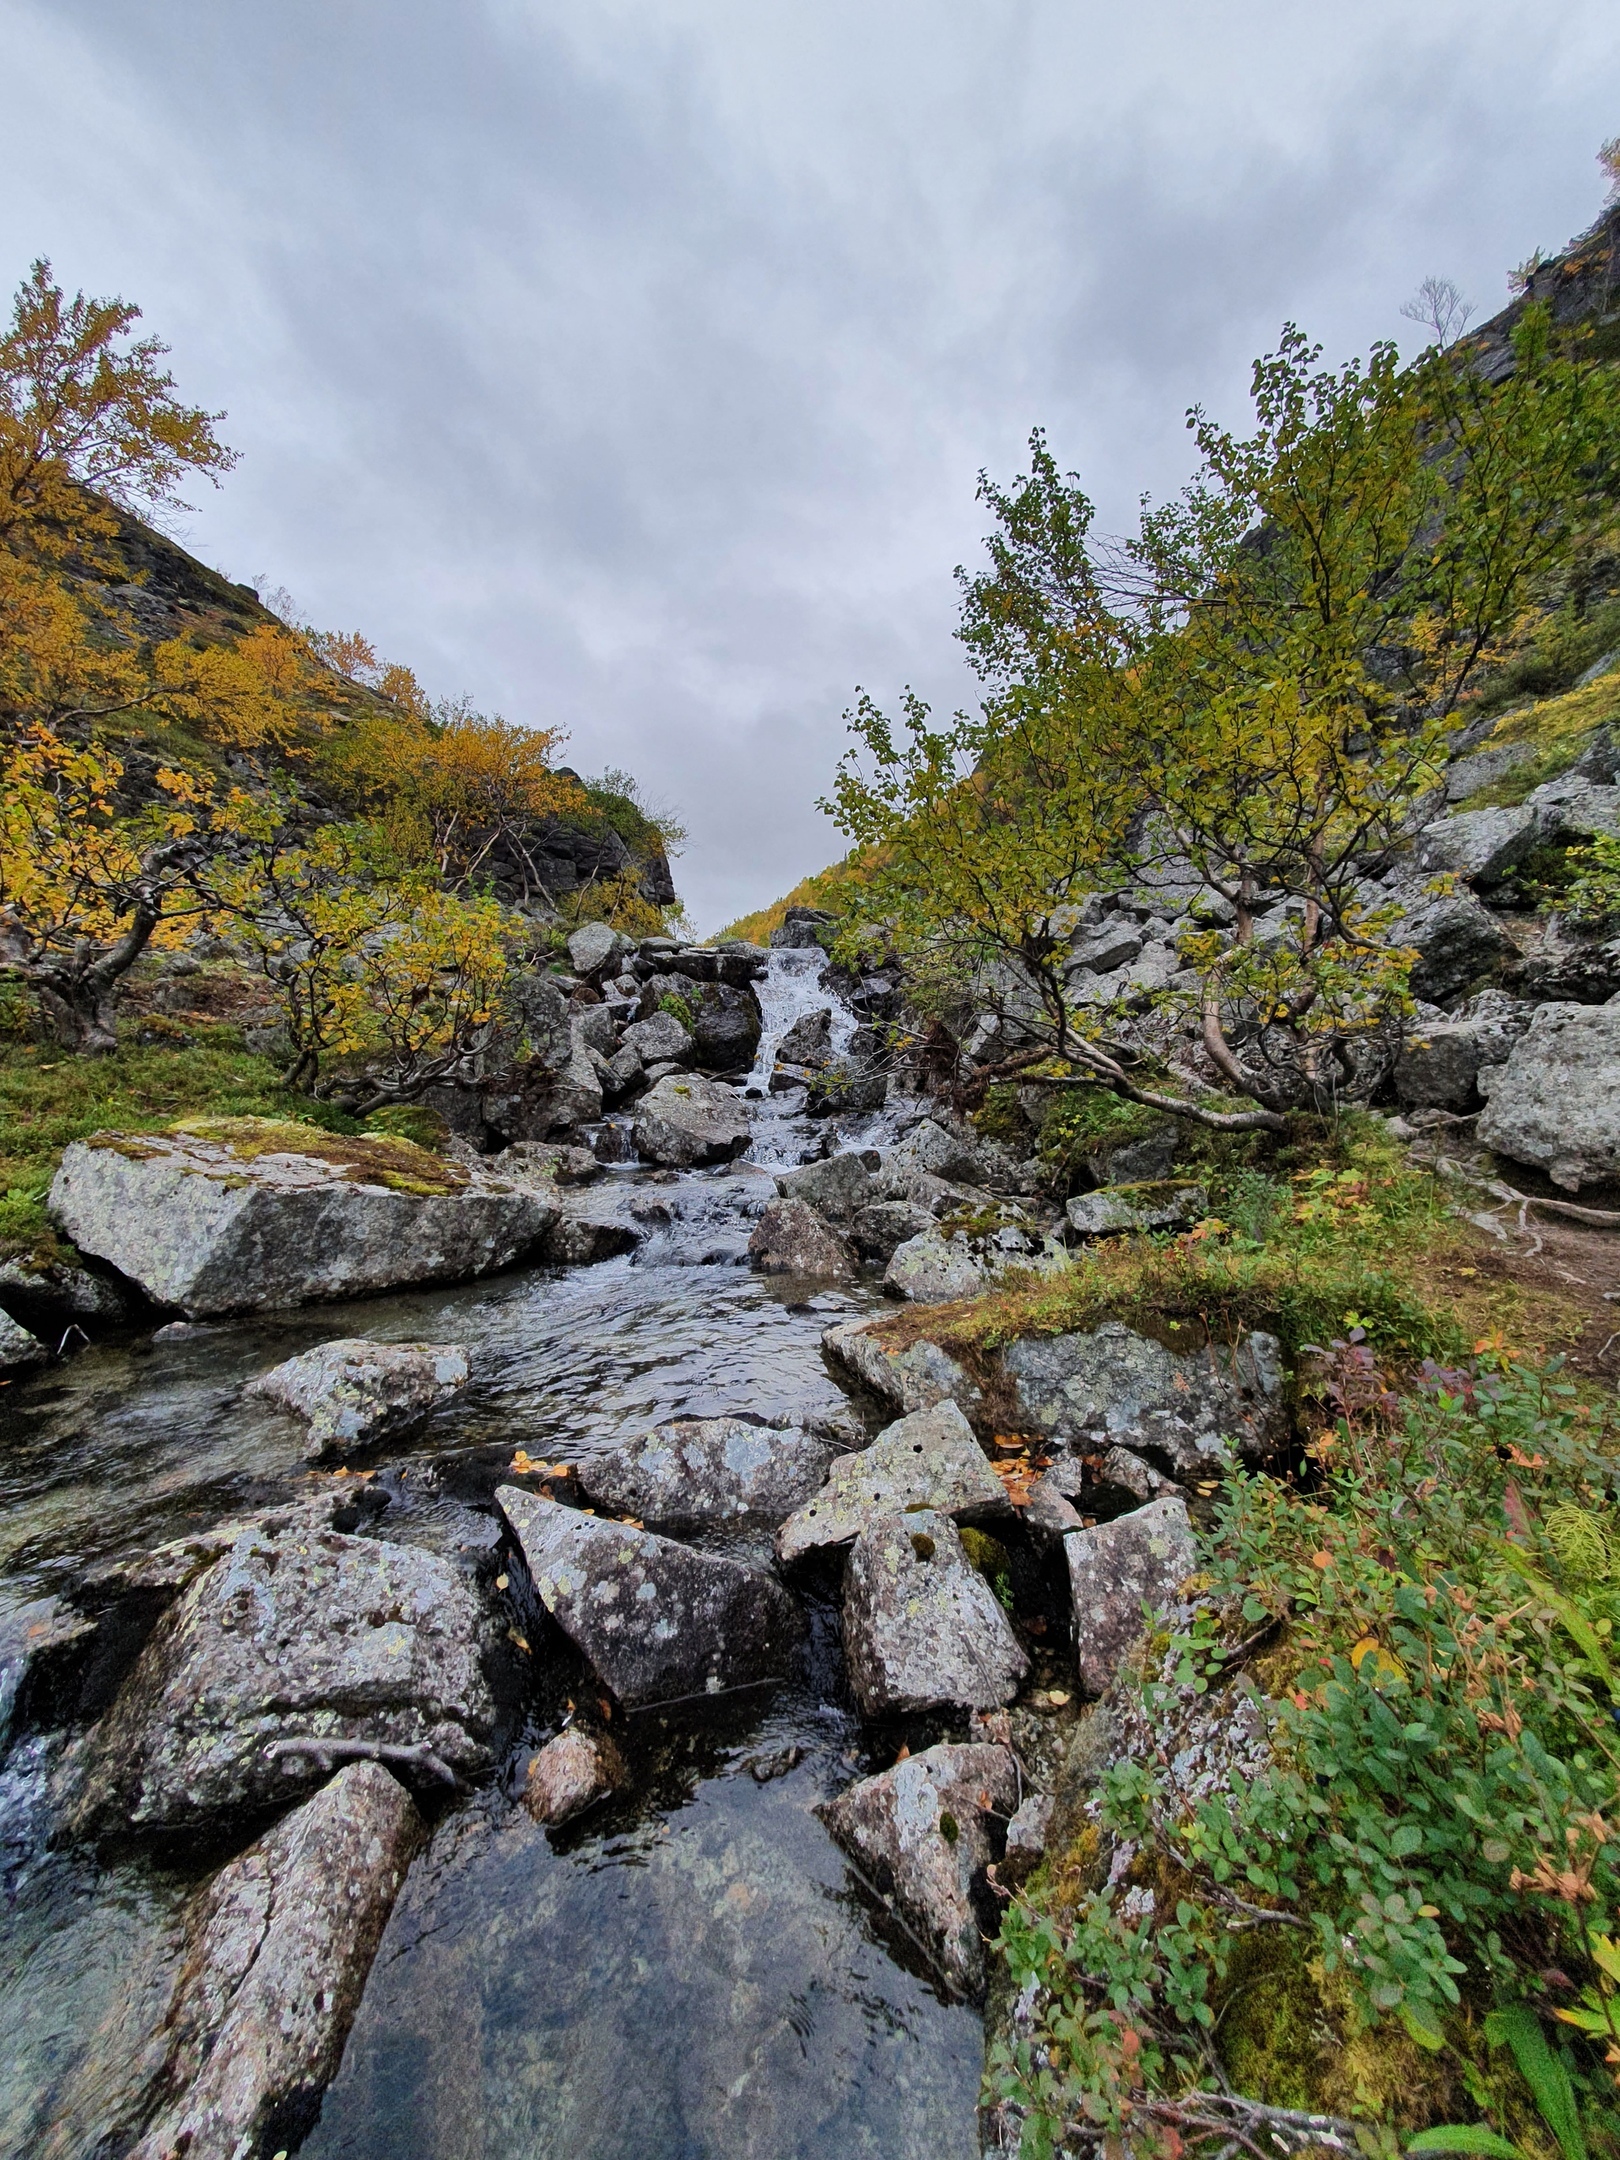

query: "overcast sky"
(1, 2), (1615, 930)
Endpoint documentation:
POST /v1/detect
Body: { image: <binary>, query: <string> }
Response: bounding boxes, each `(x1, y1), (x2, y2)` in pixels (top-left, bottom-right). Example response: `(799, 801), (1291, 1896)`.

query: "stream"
(0, 949), (987, 2160)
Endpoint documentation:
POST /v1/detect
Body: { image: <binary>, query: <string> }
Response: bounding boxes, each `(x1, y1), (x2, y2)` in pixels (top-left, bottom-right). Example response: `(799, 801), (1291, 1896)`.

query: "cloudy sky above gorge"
(0, 2), (1614, 930)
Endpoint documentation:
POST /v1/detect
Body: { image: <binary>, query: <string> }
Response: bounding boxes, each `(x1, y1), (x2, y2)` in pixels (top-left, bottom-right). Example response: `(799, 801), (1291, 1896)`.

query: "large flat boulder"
(818, 1742), (1017, 1997)
(1412, 803), (1540, 884)
(748, 1196), (856, 1279)
(632, 1074), (751, 1167)
(576, 1416), (832, 1529)
(1066, 1497), (1198, 1696)
(498, 1488), (801, 1706)
(776, 1400), (1008, 1563)
(842, 1512), (1027, 1716)
(247, 1338), (469, 1460)
(126, 1761), (423, 2160)
(49, 1119), (558, 1317)
(882, 1232), (986, 1304)
(821, 1315), (985, 1419)
(1001, 1320), (1286, 1475)
(62, 1520), (496, 1837)
(1479, 1000), (1620, 1190)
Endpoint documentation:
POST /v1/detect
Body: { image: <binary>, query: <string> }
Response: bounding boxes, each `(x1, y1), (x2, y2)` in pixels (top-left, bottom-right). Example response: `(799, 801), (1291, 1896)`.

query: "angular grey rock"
(1001, 1321), (1286, 1474)
(818, 1742), (1018, 1997)
(1087, 1124), (1179, 1186)
(805, 1056), (888, 1115)
(1530, 774), (1620, 842)
(498, 1488), (801, 1707)
(776, 1400), (1009, 1563)
(0, 1593), (94, 1753)
(567, 921), (629, 978)
(521, 1726), (624, 1825)
(63, 1523), (496, 1836)
(0, 1256), (139, 1337)
(247, 1338), (469, 1459)
(1096, 1445), (1183, 1505)
(842, 1512), (1027, 1716)
(576, 1416), (833, 1529)
(537, 1184), (644, 1264)
(850, 1198), (936, 1262)
(820, 1314), (985, 1419)
(0, 1306), (47, 1372)
(623, 1009), (695, 1066)
(498, 1139), (602, 1186)
(885, 1119), (986, 1188)
(1394, 999), (1533, 1110)
(49, 1123), (557, 1317)
(687, 979), (762, 1071)
(882, 1232), (986, 1304)
(776, 1007), (834, 1066)
(999, 1791), (1055, 1889)
(1479, 1001), (1620, 1189)
(1384, 880), (1518, 1004)
(1066, 1497), (1198, 1696)
(572, 1000), (620, 1054)
(748, 1196), (857, 1280)
(1065, 1185), (1207, 1237)
(776, 1149), (878, 1222)
(127, 1762), (423, 2160)
(1023, 1476), (1085, 1542)
(541, 1035), (605, 1129)
(1444, 739), (1537, 801)
(1413, 803), (1540, 883)
(600, 1042), (645, 1099)
(632, 1073), (751, 1167)
(1065, 923), (1145, 975)
(769, 906), (834, 948)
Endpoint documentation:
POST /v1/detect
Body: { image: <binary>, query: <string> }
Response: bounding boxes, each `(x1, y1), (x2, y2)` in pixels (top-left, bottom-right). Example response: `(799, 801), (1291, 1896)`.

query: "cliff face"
(1463, 198), (1620, 377)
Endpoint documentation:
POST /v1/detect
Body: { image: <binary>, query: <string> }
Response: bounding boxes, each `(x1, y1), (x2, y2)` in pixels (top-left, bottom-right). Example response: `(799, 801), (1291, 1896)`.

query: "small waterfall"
(742, 947), (857, 1092)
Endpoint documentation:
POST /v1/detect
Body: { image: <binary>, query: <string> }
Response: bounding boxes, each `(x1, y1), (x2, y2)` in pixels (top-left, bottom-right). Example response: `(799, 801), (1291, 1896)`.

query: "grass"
(1455, 669), (1620, 809)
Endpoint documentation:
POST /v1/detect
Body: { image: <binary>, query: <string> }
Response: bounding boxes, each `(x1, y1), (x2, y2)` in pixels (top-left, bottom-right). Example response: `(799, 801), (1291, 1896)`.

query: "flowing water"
(0, 952), (985, 2160)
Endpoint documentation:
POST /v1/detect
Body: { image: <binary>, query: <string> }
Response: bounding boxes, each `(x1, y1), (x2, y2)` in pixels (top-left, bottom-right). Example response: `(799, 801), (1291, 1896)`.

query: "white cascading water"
(739, 946), (861, 1169)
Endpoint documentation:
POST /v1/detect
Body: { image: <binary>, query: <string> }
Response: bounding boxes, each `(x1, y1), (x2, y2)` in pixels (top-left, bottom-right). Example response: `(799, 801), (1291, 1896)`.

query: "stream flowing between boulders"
(0, 951), (997, 2160)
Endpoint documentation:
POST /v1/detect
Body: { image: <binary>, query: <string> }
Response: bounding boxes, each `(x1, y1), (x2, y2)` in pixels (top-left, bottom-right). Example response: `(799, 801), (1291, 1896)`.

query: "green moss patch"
(169, 1116), (468, 1194)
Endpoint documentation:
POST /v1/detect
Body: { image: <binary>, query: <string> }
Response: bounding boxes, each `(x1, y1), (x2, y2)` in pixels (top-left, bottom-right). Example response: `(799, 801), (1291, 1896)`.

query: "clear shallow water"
(0, 960), (984, 2159)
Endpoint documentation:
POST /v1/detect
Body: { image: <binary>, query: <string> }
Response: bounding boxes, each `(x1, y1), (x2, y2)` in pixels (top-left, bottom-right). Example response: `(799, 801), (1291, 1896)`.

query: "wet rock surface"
(748, 1195), (858, 1279)
(0, 1307), (46, 1373)
(62, 1520), (497, 1837)
(632, 1074), (752, 1167)
(818, 1742), (1018, 1997)
(1066, 1497), (1198, 1697)
(842, 1513), (1028, 1716)
(125, 1762), (424, 2160)
(499, 1486), (803, 1706)
(521, 1727), (625, 1825)
(247, 1337), (470, 1459)
(576, 1415), (834, 1529)
(776, 1401), (1009, 1563)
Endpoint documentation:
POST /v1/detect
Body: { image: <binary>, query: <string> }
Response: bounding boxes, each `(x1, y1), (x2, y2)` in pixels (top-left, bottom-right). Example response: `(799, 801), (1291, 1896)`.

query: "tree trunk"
(30, 973), (123, 1054)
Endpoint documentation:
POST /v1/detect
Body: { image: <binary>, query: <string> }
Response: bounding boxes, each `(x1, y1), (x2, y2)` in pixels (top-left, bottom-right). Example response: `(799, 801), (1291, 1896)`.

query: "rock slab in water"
(632, 1074), (752, 1168)
(820, 1315), (985, 1419)
(1066, 1497), (1198, 1696)
(577, 1416), (832, 1529)
(1002, 1320), (1285, 1474)
(1478, 1001), (1620, 1190)
(49, 1123), (558, 1316)
(842, 1512), (1028, 1716)
(522, 1726), (625, 1825)
(127, 1761), (423, 2160)
(248, 1337), (469, 1459)
(498, 1487), (801, 1706)
(882, 1232), (986, 1304)
(818, 1742), (1017, 1996)
(748, 1196), (857, 1280)
(0, 1305), (46, 1372)
(776, 1400), (1009, 1563)
(64, 1523), (496, 1836)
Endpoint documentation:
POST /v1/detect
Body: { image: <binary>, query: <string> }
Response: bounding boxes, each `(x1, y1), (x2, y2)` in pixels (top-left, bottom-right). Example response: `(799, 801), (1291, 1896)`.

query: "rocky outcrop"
(882, 1231), (986, 1304)
(776, 1400), (1009, 1563)
(49, 1121), (558, 1316)
(247, 1338), (469, 1459)
(1002, 1321), (1286, 1475)
(521, 1726), (625, 1825)
(62, 1520), (496, 1837)
(1479, 1000), (1620, 1190)
(498, 1487), (801, 1706)
(748, 1196), (857, 1279)
(842, 1512), (1027, 1716)
(818, 1742), (1018, 1996)
(575, 1416), (833, 1530)
(820, 1315), (986, 1420)
(1065, 1185), (1207, 1237)
(632, 1075), (751, 1167)
(126, 1763), (423, 2160)
(1066, 1497), (1198, 1696)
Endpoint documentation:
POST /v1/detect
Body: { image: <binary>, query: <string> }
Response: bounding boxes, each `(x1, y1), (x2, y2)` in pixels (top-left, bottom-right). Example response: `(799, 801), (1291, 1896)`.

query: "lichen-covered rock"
(48, 1120), (558, 1317)
(521, 1726), (625, 1825)
(817, 1742), (1018, 1996)
(999, 1790), (1055, 1889)
(498, 1487), (801, 1706)
(1395, 998), (1535, 1110)
(1383, 880), (1518, 1004)
(623, 1009), (695, 1066)
(776, 1149), (878, 1222)
(0, 1256), (140, 1338)
(576, 1416), (832, 1529)
(882, 1232), (985, 1304)
(126, 1762), (423, 2160)
(567, 921), (630, 978)
(820, 1315), (986, 1419)
(850, 1199), (935, 1262)
(0, 1306), (47, 1373)
(748, 1196), (857, 1279)
(62, 1522), (496, 1837)
(497, 1139), (603, 1186)
(632, 1074), (751, 1167)
(1066, 1497), (1198, 1696)
(1412, 803), (1540, 883)
(776, 1400), (1009, 1563)
(842, 1512), (1027, 1716)
(247, 1338), (469, 1459)
(1001, 1320), (1286, 1475)
(687, 979), (762, 1071)
(1479, 1000), (1620, 1190)
(1064, 1185), (1207, 1237)
(883, 1119), (986, 1188)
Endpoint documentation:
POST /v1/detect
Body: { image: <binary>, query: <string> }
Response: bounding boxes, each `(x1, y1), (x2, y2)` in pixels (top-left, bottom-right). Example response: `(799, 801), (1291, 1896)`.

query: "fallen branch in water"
(265, 1735), (460, 1786)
